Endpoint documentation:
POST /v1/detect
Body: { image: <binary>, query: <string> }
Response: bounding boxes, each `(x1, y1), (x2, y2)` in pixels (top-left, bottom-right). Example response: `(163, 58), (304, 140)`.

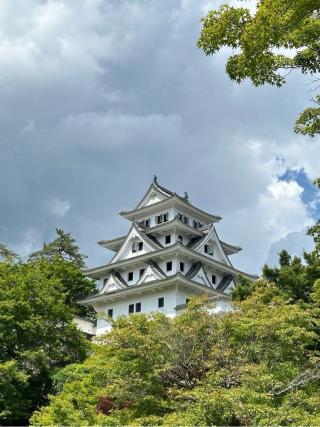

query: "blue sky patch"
(279, 169), (320, 219)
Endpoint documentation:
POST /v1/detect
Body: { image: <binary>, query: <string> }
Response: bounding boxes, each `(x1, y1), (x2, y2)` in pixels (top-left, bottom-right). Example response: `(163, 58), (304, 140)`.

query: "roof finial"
(184, 192), (190, 202)
(153, 174), (158, 185)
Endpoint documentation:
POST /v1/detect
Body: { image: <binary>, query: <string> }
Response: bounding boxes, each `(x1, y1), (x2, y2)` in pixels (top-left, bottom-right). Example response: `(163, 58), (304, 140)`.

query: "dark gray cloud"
(0, 0), (319, 273)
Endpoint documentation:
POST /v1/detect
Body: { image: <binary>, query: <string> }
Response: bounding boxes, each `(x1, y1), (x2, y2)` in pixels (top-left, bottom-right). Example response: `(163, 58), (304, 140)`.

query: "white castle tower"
(78, 177), (256, 335)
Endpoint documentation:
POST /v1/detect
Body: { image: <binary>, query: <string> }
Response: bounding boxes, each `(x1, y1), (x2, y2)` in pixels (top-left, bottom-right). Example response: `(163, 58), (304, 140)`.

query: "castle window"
(193, 220), (203, 229)
(156, 212), (169, 224)
(178, 235), (183, 243)
(204, 244), (214, 256)
(135, 302), (141, 313)
(138, 219), (150, 228)
(128, 272), (133, 281)
(107, 308), (113, 318)
(158, 297), (164, 308)
(132, 241), (143, 253)
(212, 274), (216, 285)
(165, 235), (171, 244)
(140, 268), (145, 277)
(178, 213), (189, 225)
(128, 304), (134, 314)
(166, 261), (172, 271)
(180, 262), (185, 272)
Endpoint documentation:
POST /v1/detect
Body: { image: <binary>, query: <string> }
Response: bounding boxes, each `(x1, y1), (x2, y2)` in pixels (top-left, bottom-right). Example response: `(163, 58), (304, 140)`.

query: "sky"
(0, 0), (319, 274)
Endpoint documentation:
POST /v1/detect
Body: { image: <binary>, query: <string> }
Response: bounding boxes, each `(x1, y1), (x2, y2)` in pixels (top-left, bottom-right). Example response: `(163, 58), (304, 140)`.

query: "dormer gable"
(100, 272), (128, 294)
(136, 261), (167, 285)
(185, 261), (212, 288)
(192, 224), (232, 267)
(110, 224), (162, 264)
(136, 178), (173, 209)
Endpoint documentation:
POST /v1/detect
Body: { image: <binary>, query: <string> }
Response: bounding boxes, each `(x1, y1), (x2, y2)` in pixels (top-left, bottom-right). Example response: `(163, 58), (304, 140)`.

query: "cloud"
(220, 178), (313, 272)
(265, 230), (314, 267)
(47, 198), (70, 216)
(0, 0), (319, 274)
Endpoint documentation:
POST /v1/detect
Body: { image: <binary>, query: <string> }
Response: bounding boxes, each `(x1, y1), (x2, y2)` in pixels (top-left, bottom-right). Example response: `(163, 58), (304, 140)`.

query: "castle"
(78, 177), (256, 335)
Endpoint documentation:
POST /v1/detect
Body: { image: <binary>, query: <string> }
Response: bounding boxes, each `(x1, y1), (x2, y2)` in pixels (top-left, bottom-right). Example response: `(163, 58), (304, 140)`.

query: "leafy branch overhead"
(197, 0), (320, 136)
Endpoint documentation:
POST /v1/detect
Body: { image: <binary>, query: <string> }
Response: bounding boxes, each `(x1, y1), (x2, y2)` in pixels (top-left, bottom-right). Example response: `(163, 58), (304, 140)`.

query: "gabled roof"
(85, 242), (259, 281)
(185, 261), (212, 288)
(220, 241), (242, 255)
(77, 273), (230, 306)
(134, 177), (175, 210)
(191, 224), (232, 267)
(216, 275), (234, 293)
(120, 195), (221, 224)
(119, 177), (221, 223)
(99, 219), (203, 252)
(110, 223), (162, 264)
(136, 261), (167, 286)
(100, 272), (128, 294)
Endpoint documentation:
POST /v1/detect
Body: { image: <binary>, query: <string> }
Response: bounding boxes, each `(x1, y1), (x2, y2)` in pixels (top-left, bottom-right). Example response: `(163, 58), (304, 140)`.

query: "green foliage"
(231, 275), (256, 301)
(0, 258), (90, 425)
(0, 361), (29, 423)
(31, 292), (320, 426)
(295, 95), (320, 137)
(0, 243), (19, 263)
(30, 229), (96, 318)
(197, 0), (320, 136)
(30, 228), (87, 268)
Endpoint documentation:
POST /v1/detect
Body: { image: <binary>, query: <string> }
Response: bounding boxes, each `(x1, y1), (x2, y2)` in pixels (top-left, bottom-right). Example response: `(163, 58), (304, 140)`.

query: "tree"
(30, 229), (96, 318)
(31, 292), (320, 426)
(0, 259), (90, 425)
(197, 0), (320, 136)
(0, 243), (19, 263)
(30, 228), (87, 268)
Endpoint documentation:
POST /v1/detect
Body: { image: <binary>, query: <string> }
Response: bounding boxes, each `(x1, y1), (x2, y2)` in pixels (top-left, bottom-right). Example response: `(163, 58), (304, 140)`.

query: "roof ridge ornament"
(184, 192), (190, 203)
(153, 174), (158, 185)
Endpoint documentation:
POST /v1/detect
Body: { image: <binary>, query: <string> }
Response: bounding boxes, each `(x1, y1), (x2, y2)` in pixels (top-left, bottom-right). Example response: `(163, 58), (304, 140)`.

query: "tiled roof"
(185, 261), (202, 279)
(216, 275), (233, 292)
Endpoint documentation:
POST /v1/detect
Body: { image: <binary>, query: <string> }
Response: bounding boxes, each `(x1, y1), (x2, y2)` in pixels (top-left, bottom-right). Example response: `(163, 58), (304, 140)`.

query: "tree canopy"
(0, 231), (96, 425)
(30, 229), (96, 318)
(31, 290), (320, 426)
(197, 0), (320, 136)
(0, 259), (90, 425)
(30, 228), (87, 268)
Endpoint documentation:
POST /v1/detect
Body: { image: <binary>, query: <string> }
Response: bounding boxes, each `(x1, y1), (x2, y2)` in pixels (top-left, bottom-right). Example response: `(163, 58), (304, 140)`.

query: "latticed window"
(204, 244), (214, 256)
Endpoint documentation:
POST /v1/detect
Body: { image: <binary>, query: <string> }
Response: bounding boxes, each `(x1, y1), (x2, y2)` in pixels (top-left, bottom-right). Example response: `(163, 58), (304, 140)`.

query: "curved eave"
(84, 243), (258, 281)
(77, 273), (230, 306)
(120, 196), (221, 224)
(220, 241), (242, 255)
(98, 237), (126, 251)
(98, 219), (204, 252)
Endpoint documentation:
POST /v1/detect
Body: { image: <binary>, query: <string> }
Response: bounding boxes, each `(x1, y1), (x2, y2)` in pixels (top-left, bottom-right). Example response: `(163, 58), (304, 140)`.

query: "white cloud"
(265, 230), (314, 267)
(0, 0), (318, 275)
(47, 198), (70, 216)
(221, 178), (313, 272)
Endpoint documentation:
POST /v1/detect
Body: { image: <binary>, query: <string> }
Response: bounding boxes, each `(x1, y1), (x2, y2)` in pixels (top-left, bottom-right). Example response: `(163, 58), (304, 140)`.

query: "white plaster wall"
(137, 207), (175, 227)
(73, 317), (96, 335)
(158, 257), (179, 276)
(175, 286), (194, 306)
(118, 238), (153, 262)
(95, 286), (178, 335)
(198, 241), (226, 264)
(143, 192), (168, 207)
(210, 299), (233, 313)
